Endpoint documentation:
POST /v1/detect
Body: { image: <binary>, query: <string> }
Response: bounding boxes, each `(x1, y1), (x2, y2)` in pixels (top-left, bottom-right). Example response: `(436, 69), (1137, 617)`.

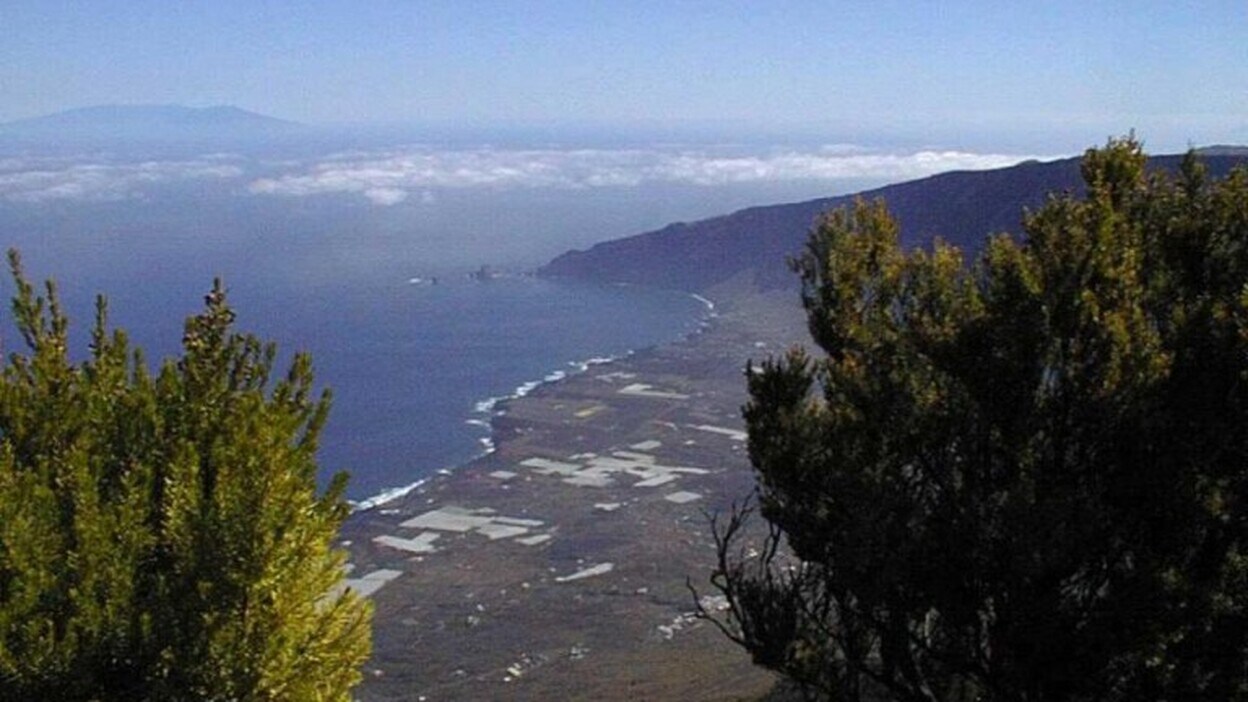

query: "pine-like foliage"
(0, 255), (371, 701)
(702, 138), (1248, 700)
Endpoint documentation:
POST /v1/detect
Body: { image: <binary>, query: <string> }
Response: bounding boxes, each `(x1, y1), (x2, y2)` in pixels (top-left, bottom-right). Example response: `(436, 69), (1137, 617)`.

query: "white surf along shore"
(349, 291), (718, 513)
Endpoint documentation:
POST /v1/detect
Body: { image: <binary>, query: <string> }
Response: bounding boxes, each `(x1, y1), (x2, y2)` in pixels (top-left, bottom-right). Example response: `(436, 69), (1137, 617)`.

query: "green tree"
(700, 138), (1248, 701)
(0, 254), (371, 701)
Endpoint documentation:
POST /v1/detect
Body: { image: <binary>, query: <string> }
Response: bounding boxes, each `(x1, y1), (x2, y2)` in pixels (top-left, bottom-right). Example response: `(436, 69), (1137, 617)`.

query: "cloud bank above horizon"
(248, 146), (1042, 206)
(0, 154), (243, 203)
(0, 145), (1045, 205)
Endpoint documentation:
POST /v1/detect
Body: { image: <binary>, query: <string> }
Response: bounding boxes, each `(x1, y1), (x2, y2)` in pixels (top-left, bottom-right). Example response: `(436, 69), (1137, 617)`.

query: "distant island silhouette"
(0, 104), (304, 142)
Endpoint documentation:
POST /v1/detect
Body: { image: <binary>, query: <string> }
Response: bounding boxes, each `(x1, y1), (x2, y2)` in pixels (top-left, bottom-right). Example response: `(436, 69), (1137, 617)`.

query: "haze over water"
(12, 88), (1248, 499)
(3, 128), (1044, 501)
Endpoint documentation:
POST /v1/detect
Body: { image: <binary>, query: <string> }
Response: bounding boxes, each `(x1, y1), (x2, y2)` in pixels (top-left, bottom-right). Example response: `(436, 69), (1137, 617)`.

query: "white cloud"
(363, 187), (408, 206)
(248, 145), (1045, 205)
(0, 146), (1048, 207)
(0, 155), (244, 203)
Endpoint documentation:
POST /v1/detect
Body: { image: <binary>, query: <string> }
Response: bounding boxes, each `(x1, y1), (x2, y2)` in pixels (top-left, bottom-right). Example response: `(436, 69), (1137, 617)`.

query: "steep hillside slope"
(540, 153), (1246, 292)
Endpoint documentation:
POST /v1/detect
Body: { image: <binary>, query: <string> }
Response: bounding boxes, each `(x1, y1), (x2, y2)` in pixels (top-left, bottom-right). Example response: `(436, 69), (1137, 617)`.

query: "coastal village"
(341, 287), (807, 700)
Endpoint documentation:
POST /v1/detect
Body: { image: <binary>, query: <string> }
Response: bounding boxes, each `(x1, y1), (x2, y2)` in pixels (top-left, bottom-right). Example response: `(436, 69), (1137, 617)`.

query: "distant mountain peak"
(0, 104), (304, 142)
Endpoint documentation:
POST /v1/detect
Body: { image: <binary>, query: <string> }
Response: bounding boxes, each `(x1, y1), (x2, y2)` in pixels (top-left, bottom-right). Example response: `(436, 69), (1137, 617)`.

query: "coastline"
(348, 351), (631, 513)
(342, 286), (807, 701)
(350, 290), (719, 514)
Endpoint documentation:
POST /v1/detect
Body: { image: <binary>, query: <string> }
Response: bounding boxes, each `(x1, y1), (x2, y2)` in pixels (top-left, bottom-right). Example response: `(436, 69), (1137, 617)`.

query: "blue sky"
(3, 1), (1246, 151)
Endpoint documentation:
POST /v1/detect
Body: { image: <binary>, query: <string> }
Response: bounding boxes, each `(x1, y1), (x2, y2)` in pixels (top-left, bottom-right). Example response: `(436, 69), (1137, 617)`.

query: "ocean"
(0, 147), (748, 505)
(0, 232), (707, 504)
(242, 273), (709, 504)
(0, 133), (1024, 504)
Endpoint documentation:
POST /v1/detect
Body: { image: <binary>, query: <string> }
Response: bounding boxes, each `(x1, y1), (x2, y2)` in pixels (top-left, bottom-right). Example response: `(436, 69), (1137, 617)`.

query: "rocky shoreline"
(341, 287), (807, 701)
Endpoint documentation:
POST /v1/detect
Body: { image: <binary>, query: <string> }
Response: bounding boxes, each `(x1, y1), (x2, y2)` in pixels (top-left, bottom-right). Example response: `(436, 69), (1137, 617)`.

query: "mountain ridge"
(0, 104), (304, 142)
(539, 151), (1248, 292)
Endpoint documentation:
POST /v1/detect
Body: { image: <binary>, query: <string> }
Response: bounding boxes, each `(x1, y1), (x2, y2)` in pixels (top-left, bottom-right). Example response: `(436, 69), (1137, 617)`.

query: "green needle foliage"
(703, 138), (1248, 701)
(0, 254), (371, 701)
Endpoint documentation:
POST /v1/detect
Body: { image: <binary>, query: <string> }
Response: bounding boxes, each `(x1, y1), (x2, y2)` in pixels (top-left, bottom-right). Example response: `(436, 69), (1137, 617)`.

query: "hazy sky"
(3, 1), (1246, 151)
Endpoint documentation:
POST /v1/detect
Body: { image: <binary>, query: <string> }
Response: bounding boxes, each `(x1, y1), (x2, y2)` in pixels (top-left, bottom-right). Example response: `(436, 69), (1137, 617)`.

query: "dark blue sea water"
(0, 187), (709, 504)
(11, 266), (704, 504)
(0, 132), (1038, 504)
(0, 134), (894, 504)
(242, 274), (706, 503)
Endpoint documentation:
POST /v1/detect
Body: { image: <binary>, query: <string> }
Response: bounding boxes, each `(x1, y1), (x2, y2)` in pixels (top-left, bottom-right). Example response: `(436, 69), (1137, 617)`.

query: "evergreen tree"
(701, 138), (1248, 700)
(0, 254), (371, 701)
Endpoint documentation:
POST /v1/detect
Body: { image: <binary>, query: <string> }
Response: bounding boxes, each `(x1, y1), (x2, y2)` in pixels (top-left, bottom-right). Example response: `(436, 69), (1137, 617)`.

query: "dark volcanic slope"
(540, 153), (1247, 292)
